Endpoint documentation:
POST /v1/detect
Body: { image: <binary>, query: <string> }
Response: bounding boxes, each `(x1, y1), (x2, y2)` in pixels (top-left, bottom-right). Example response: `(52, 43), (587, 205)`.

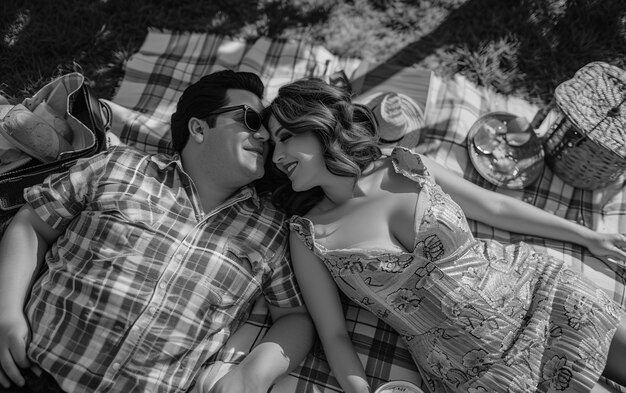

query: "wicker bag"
(543, 61), (626, 190)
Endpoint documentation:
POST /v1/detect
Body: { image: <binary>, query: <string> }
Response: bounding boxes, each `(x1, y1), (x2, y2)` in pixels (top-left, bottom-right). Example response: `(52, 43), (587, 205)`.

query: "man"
(0, 70), (314, 393)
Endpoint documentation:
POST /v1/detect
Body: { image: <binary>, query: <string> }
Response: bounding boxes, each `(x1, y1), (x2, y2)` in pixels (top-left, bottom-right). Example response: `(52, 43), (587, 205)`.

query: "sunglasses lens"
(245, 108), (262, 131)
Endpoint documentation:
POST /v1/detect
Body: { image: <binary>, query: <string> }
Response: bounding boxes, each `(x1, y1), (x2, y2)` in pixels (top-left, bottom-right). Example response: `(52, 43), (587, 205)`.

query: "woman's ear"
(187, 117), (206, 143)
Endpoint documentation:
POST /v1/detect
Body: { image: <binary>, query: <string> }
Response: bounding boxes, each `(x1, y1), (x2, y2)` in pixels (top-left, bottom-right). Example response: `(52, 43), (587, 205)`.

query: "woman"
(260, 77), (626, 393)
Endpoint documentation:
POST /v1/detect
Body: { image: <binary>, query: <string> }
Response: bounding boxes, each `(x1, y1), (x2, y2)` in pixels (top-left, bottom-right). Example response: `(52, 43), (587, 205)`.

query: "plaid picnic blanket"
(108, 29), (626, 392)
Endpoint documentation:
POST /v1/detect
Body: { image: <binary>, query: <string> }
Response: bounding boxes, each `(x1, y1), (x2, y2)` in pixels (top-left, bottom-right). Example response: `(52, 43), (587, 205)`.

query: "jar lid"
(375, 380), (425, 393)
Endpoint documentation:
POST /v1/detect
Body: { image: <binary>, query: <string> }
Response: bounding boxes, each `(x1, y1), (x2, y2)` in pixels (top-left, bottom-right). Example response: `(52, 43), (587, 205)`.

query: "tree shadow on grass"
(0, 0), (334, 100)
(380, 0), (626, 107)
(2, 0), (624, 106)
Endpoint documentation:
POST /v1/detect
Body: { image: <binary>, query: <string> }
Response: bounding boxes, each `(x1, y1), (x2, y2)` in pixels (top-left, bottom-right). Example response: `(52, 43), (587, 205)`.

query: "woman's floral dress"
(289, 148), (622, 393)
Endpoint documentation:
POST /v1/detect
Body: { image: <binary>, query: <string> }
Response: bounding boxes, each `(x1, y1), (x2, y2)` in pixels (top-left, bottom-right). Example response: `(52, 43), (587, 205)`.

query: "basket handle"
(545, 112), (588, 157)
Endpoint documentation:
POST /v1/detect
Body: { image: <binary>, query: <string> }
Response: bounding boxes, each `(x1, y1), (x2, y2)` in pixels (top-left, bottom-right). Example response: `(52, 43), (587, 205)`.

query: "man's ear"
(188, 117), (206, 143)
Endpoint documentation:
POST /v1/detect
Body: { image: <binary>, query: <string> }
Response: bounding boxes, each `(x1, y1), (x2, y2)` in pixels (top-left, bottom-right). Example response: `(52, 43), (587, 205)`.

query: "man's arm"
(200, 304), (314, 393)
(0, 205), (61, 388)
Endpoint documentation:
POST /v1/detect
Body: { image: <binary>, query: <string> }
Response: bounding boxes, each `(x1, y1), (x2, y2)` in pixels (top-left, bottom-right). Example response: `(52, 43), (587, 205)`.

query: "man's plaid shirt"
(23, 147), (303, 393)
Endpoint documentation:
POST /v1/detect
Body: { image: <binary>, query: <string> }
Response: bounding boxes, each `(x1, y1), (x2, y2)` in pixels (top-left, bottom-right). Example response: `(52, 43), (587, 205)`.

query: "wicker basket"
(543, 62), (626, 190)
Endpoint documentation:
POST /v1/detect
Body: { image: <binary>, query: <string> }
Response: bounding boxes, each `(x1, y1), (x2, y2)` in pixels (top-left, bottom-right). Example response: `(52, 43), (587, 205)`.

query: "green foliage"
(1, 0), (625, 108)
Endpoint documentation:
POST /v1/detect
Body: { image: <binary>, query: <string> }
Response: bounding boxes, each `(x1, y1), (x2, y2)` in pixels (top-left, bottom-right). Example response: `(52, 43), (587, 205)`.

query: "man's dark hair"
(170, 70), (264, 152)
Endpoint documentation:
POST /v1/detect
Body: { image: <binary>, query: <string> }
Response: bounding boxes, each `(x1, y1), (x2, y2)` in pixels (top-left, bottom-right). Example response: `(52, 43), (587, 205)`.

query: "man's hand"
(0, 311), (31, 388)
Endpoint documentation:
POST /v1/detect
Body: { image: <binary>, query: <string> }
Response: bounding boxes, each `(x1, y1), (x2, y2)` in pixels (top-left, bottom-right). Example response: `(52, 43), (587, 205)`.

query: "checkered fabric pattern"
(418, 75), (626, 308)
(108, 30), (626, 393)
(23, 148), (300, 392)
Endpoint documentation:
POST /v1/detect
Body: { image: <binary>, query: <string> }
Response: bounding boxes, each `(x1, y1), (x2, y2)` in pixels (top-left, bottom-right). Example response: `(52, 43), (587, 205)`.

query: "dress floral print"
(289, 147), (622, 393)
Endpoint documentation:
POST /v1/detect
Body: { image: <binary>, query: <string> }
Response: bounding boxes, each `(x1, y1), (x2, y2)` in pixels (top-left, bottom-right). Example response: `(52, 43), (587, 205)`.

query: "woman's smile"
(283, 160), (298, 178)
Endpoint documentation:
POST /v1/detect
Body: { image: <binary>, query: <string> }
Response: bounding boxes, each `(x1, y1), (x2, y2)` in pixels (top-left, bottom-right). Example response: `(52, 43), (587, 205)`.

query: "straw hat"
(361, 91), (424, 148)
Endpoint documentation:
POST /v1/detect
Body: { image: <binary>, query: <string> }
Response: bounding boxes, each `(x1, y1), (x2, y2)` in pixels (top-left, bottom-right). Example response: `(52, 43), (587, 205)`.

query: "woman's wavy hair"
(257, 77), (382, 216)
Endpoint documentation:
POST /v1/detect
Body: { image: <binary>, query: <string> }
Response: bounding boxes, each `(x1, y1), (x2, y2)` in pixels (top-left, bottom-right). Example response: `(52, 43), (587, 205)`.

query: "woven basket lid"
(555, 61), (626, 160)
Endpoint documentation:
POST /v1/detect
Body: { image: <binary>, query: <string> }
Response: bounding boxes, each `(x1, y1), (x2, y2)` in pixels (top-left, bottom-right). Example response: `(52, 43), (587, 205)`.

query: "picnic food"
(492, 155), (518, 175)
(33, 100), (74, 143)
(505, 116), (533, 146)
(472, 124), (499, 154)
(467, 112), (544, 188)
(0, 104), (73, 162)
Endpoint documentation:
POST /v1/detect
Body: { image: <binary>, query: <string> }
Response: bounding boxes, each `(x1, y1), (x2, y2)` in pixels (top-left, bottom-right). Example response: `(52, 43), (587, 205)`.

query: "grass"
(1, 0), (625, 109)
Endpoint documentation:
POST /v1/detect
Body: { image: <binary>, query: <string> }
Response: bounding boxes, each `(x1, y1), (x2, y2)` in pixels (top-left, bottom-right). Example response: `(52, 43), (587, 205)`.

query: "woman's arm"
(290, 232), (371, 393)
(420, 155), (626, 262)
(200, 304), (314, 393)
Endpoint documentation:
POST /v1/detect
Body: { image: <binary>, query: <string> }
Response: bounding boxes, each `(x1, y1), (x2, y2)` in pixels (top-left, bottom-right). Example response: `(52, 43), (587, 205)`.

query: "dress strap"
(288, 216), (316, 252)
(390, 147), (434, 187)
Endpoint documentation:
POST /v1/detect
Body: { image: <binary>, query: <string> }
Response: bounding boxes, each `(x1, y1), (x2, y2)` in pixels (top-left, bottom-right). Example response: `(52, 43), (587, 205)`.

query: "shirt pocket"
(195, 251), (256, 327)
(199, 279), (245, 310)
(224, 238), (268, 278)
(213, 239), (266, 308)
(94, 199), (165, 229)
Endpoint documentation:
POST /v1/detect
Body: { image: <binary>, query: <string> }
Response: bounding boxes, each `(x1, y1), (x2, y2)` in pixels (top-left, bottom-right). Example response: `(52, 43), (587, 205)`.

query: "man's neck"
(197, 184), (239, 213)
(181, 158), (241, 213)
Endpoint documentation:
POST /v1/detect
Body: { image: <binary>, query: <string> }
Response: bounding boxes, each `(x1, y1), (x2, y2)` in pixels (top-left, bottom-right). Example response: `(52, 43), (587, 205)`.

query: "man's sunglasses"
(206, 105), (262, 132)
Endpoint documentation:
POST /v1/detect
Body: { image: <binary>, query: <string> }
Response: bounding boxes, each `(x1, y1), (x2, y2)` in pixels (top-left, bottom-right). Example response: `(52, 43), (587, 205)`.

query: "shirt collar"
(150, 153), (261, 208)
(150, 152), (180, 170)
(234, 185), (261, 208)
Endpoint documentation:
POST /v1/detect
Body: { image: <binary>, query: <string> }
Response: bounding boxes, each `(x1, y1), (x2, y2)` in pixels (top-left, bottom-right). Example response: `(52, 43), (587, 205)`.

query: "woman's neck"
(320, 160), (386, 208)
(320, 175), (357, 207)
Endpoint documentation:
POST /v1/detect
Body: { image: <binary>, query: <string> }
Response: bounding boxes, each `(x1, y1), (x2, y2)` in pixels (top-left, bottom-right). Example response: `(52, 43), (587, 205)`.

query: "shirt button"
(112, 363), (120, 371)
(159, 282), (167, 289)
(149, 307), (157, 314)
(175, 253), (184, 260)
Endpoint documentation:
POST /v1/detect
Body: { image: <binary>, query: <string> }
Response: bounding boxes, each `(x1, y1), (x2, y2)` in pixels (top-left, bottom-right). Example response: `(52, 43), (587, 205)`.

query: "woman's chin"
(290, 182), (310, 192)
